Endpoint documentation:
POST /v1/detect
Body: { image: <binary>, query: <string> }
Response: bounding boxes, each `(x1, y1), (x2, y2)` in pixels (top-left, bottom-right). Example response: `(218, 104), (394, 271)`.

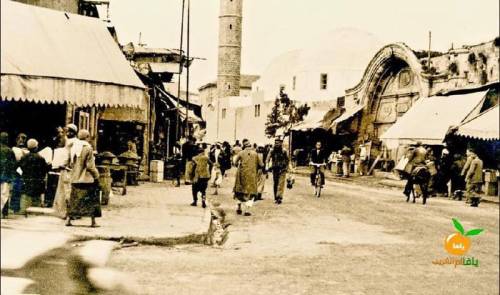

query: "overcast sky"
(109, 0), (499, 91)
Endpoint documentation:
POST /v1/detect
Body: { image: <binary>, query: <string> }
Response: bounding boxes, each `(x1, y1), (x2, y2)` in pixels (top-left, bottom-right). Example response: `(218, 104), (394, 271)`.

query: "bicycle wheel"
(315, 176), (321, 198)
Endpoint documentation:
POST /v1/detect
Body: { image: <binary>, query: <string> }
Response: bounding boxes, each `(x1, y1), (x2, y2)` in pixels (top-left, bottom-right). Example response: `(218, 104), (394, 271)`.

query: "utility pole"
(427, 31), (432, 69)
(175, 0), (186, 142)
(185, 0), (191, 138)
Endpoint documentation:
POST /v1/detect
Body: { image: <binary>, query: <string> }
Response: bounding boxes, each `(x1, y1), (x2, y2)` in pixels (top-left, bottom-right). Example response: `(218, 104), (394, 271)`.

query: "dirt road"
(109, 173), (499, 295)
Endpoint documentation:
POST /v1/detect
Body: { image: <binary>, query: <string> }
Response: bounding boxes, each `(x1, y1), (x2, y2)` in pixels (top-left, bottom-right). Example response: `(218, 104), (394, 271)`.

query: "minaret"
(217, 0), (242, 98)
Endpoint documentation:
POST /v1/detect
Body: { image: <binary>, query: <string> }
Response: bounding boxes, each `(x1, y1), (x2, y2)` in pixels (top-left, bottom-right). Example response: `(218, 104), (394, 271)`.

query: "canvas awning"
(1, 1), (146, 108)
(380, 91), (487, 148)
(156, 87), (203, 123)
(149, 63), (180, 74)
(330, 104), (364, 132)
(290, 110), (326, 131)
(454, 105), (499, 140)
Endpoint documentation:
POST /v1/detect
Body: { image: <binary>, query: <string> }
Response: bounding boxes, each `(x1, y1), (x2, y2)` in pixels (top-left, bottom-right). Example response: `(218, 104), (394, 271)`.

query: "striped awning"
(1, 1), (146, 108)
(455, 105), (499, 140)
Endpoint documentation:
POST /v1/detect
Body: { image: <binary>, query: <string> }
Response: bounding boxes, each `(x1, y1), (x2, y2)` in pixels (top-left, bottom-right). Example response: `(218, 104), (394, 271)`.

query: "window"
(337, 96), (345, 108)
(78, 111), (90, 131)
(292, 76), (296, 90)
(254, 104), (261, 117)
(320, 73), (328, 90)
(227, 84), (231, 90)
(229, 24), (232, 30)
(222, 108), (227, 119)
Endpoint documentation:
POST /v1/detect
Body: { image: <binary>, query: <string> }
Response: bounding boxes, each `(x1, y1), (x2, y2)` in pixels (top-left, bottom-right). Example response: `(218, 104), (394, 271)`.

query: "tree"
(265, 89), (310, 138)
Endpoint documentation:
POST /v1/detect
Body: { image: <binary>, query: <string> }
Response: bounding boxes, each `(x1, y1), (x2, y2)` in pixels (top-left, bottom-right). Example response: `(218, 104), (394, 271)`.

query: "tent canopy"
(455, 105), (499, 140)
(290, 110), (326, 131)
(330, 103), (364, 132)
(1, 0), (145, 108)
(380, 91), (487, 148)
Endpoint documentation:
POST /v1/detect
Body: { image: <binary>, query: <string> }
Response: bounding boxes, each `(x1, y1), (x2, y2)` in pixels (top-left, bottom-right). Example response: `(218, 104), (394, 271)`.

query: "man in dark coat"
(19, 139), (50, 214)
(309, 141), (328, 186)
(268, 138), (289, 204)
(1, 132), (17, 217)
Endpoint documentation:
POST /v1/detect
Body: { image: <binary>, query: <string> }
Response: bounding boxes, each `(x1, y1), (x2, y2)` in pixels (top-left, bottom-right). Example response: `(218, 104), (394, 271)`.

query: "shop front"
(1, 0), (146, 148)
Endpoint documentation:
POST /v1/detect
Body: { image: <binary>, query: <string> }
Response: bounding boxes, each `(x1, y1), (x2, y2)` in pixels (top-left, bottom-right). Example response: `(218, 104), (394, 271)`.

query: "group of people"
(0, 124), (102, 226)
(177, 137), (291, 216)
(232, 138), (290, 215)
(399, 141), (484, 206)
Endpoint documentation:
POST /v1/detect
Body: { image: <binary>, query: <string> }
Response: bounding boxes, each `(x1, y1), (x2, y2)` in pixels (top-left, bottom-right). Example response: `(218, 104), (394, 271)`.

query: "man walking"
(233, 139), (263, 216)
(66, 130), (100, 227)
(267, 138), (289, 204)
(191, 145), (211, 208)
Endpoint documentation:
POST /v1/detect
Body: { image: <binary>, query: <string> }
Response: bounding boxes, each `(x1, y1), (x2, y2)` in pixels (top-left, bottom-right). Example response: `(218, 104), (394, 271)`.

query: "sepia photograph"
(1, 0), (499, 294)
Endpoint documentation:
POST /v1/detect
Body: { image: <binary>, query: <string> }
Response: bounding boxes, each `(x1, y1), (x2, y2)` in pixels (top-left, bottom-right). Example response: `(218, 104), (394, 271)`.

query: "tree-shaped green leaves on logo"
(452, 218), (484, 236)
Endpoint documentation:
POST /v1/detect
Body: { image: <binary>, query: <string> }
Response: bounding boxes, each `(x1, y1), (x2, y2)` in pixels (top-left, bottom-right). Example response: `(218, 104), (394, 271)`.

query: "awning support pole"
(175, 0), (186, 142)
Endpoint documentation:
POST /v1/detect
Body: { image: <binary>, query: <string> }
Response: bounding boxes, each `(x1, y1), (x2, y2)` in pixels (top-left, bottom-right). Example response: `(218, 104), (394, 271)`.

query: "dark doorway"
(97, 120), (145, 158)
(0, 101), (67, 148)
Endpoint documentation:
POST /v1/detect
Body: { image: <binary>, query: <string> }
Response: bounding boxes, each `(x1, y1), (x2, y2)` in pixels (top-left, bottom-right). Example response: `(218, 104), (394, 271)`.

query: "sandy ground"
(109, 172), (499, 295)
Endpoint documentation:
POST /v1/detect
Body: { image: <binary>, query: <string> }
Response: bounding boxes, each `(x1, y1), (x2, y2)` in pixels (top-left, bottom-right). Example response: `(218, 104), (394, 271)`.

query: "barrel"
(97, 166), (112, 205)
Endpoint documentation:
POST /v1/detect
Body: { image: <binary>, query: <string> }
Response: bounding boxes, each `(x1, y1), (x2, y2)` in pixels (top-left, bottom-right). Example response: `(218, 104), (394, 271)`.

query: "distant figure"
(1, 132), (17, 217)
(66, 130), (100, 227)
(233, 139), (263, 216)
(358, 143), (368, 176)
(449, 153), (466, 197)
(221, 141), (232, 176)
(209, 143), (224, 195)
(190, 146), (212, 208)
(255, 144), (267, 201)
(403, 141), (427, 198)
(464, 151), (483, 206)
(19, 139), (50, 215)
(340, 145), (353, 178)
(52, 124), (78, 219)
(232, 140), (243, 162)
(309, 141), (328, 186)
(182, 137), (196, 185)
(172, 143), (182, 187)
(267, 138), (289, 204)
(10, 133), (29, 213)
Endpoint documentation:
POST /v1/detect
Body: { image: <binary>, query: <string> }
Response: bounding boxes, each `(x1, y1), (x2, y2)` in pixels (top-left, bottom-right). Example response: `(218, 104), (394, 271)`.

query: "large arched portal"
(355, 43), (424, 158)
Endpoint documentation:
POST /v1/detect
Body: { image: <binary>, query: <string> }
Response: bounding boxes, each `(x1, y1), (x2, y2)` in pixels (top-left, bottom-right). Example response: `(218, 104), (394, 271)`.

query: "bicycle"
(310, 163), (326, 198)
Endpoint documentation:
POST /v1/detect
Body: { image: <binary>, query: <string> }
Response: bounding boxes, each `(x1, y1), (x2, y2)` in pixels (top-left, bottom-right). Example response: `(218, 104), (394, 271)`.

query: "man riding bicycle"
(309, 142), (328, 187)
